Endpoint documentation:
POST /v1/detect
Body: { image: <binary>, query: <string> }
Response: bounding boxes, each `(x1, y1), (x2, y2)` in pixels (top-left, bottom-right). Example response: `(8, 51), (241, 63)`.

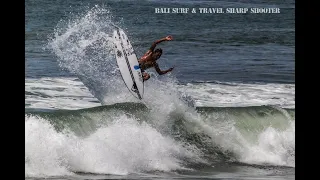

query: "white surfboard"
(113, 27), (144, 99)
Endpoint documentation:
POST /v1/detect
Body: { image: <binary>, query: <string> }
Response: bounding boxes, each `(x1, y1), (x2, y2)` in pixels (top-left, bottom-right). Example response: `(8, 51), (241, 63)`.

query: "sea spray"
(47, 5), (130, 103)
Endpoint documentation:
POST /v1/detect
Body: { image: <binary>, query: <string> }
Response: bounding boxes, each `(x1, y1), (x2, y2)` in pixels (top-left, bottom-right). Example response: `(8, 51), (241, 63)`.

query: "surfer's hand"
(168, 67), (174, 71)
(165, 36), (173, 41)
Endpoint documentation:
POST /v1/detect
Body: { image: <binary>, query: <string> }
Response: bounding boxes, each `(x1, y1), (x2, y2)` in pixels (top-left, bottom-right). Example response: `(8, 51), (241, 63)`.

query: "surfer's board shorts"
(133, 64), (143, 72)
(134, 64), (148, 78)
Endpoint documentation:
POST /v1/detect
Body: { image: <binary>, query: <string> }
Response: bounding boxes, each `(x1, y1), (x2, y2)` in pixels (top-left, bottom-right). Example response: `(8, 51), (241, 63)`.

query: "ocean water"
(25, 0), (295, 179)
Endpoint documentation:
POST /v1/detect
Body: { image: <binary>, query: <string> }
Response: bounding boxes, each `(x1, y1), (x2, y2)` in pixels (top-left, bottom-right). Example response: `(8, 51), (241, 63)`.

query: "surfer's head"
(154, 48), (162, 60)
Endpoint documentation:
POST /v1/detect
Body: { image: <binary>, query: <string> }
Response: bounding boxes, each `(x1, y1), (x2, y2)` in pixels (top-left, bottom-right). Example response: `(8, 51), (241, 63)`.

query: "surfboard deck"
(113, 27), (144, 100)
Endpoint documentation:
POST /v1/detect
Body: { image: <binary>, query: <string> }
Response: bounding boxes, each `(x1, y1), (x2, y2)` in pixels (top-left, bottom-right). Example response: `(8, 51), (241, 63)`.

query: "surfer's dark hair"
(155, 48), (162, 54)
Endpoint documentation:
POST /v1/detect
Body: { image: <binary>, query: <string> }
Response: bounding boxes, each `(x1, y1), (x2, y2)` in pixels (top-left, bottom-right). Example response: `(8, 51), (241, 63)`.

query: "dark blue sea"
(25, 0), (295, 179)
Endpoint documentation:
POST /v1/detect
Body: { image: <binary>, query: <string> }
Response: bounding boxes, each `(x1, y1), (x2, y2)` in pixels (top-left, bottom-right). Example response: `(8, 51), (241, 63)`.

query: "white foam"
(25, 77), (101, 110)
(25, 115), (202, 177)
(197, 109), (295, 167)
(143, 80), (295, 167)
(25, 76), (295, 177)
(25, 115), (73, 177)
(25, 76), (295, 111)
(242, 121), (295, 166)
(177, 82), (295, 108)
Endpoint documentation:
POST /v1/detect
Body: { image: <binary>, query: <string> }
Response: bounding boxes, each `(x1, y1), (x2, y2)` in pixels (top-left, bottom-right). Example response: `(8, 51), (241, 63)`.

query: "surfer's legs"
(139, 64), (150, 81)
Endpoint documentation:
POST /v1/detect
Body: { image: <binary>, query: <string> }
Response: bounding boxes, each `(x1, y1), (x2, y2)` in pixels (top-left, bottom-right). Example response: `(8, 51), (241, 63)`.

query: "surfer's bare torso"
(138, 35), (174, 81)
(138, 51), (156, 70)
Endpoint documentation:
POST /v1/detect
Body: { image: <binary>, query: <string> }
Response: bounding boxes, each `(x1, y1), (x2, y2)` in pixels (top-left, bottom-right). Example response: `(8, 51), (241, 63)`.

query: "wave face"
(25, 103), (294, 177)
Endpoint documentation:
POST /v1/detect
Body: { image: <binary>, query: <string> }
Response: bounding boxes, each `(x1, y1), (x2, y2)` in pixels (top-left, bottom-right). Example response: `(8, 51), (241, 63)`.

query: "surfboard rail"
(113, 27), (144, 99)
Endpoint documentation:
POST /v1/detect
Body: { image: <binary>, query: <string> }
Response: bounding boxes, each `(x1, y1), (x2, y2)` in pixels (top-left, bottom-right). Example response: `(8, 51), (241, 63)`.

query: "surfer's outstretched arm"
(149, 35), (173, 51)
(154, 63), (174, 75)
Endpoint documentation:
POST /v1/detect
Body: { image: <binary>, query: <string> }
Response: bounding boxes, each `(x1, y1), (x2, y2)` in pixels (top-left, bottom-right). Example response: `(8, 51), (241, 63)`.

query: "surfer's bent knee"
(143, 72), (150, 81)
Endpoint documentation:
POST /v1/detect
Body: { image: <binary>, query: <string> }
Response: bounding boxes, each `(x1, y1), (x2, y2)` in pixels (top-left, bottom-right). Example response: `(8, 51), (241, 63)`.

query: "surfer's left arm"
(154, 63), (174, 75)
(149, 36), (173, 51)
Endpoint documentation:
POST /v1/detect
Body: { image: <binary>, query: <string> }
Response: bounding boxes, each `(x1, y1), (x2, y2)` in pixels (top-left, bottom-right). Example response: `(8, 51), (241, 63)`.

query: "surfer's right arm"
(149, 36), (173, 51)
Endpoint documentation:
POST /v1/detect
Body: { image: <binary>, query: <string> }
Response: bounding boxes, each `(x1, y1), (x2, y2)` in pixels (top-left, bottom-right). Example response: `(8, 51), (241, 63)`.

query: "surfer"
(138, 35), (175, 81)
